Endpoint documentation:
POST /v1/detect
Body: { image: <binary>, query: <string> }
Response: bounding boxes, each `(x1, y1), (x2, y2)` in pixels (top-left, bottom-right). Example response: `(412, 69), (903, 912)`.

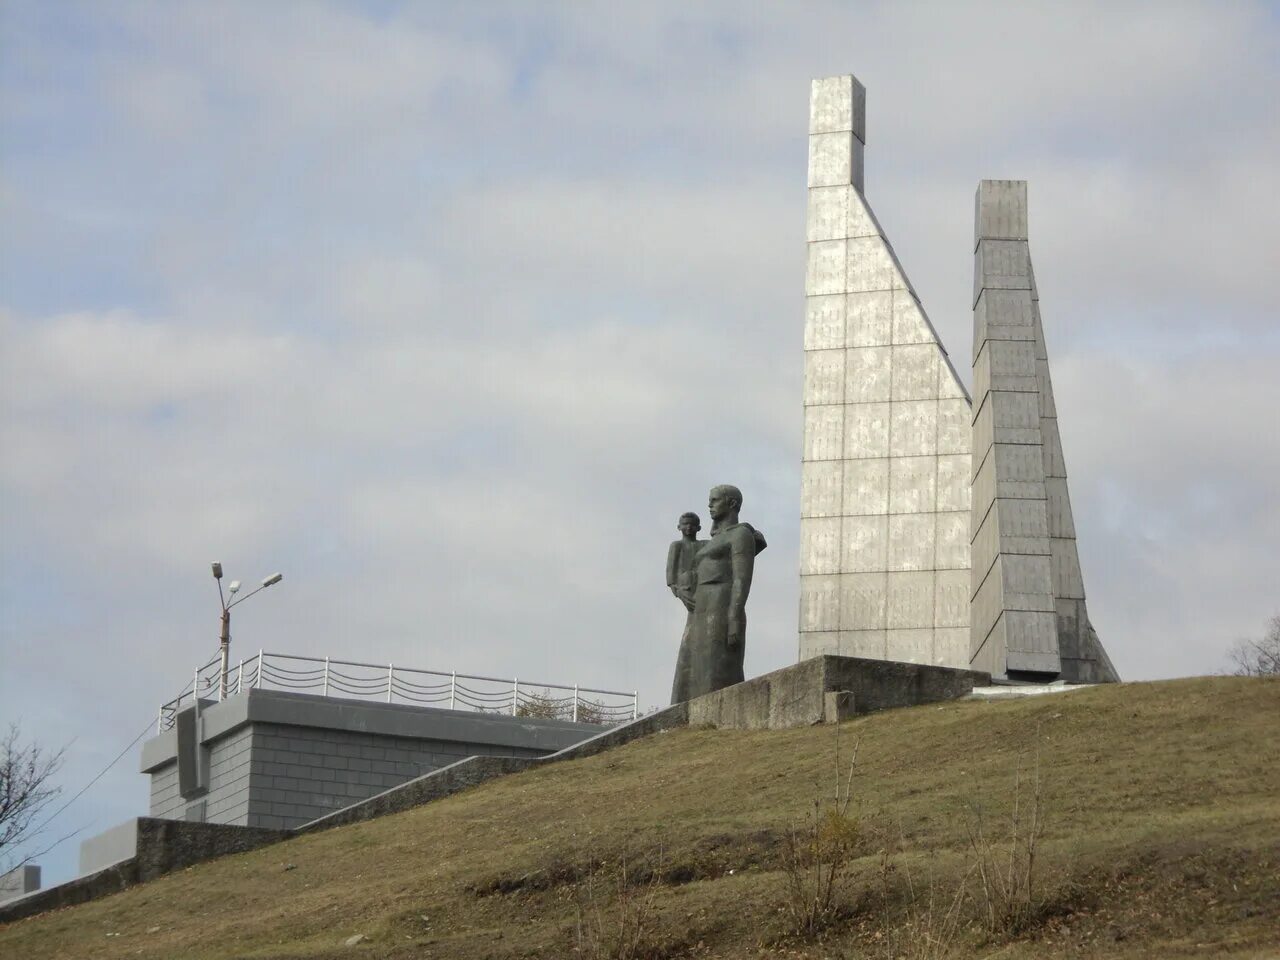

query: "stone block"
(887, 570), (935, 628)
(807, 239), (847, 295)
(846, 236), (897, 292)
(936, 455), (971, 512)
(891, 343), (940, 401)
(974, 239), (1033, 305)
(889, 456), (937, 514)
(799, 575), (841, 631)
(804, 404), (844, 461)
(935, 511), (970, 570)
(842, 457), (889, 516)
(889, 400), (938, 456)
(886, 628), (933, 664)
(809, 132), (855, 187)
(846, 346), (892, 402)
(839, 572), (887, 630)
(845, 402), (890, 459)
(839, 629), (887, 659)
(847, 291), (893, 346)
(892, 291), (933, 345)
(841, 514), (888, 572)
(807, 185), (851, 242)
(937, 397), (970, 455)
(804, 349), (845, 405)
(801, 460), (843, 518)
(805, 295), (846, 350)
(889, 514), (935, 571)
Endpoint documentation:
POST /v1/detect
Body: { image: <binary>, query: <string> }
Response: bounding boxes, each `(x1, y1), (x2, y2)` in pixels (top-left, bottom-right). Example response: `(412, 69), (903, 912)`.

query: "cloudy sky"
(2, 1), (1277, 883)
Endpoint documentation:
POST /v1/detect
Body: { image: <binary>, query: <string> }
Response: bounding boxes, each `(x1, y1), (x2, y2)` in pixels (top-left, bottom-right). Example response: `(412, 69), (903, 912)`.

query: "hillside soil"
(2, 675), (1277, 959)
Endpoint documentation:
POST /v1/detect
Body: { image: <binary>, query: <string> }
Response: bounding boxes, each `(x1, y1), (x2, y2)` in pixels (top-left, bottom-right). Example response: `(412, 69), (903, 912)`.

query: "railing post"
(632, 692), (638, 720)
(193, 668), (199, 707)
(387, 663), (394, 703)
(323, 656), (330, 697)
(157, 707), (163, 735)
(255, 650), (263, 688)
(512, 677), (519, 716)
(573, 684), (579, 723)
(236, 659), (244, 696)
(449, 671), (456, 710)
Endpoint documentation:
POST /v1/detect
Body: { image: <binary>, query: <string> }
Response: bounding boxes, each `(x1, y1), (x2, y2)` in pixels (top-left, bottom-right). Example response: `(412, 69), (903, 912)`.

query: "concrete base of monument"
(687, 655), (991, 730)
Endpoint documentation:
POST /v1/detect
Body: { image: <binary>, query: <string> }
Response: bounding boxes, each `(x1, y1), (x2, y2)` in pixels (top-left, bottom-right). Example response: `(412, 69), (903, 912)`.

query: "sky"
(1, 1), (1277, 885)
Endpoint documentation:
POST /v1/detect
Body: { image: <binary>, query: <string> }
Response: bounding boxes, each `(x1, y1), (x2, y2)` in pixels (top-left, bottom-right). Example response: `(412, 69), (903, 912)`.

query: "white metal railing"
(156, 651), (638, 733)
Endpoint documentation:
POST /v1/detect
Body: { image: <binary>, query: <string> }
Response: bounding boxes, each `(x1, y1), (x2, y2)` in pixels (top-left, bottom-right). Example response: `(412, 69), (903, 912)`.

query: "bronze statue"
(666, 512), (704, 704)
(669, 485), (766, 703)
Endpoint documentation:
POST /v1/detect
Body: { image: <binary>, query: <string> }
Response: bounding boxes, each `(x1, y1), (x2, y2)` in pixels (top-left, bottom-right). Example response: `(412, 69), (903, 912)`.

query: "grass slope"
(2, 676), (1277, 959)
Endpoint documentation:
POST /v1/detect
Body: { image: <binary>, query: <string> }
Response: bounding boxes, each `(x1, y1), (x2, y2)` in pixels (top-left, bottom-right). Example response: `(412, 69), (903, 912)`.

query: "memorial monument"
(798, 74), (1118, 683)
(669, 486), (767, 702)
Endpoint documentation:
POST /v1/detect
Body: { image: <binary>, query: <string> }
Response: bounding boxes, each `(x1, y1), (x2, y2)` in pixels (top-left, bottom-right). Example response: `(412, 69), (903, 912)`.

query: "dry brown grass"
(1, 675), (1278, 959)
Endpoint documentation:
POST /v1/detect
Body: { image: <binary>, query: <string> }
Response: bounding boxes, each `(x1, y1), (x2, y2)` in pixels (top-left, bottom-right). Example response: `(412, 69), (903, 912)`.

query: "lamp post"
(212, 562), (283, 700)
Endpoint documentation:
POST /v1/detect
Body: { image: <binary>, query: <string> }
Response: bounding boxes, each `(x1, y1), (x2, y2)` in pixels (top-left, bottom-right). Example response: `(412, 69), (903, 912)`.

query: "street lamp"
(212, 562), (283, 700)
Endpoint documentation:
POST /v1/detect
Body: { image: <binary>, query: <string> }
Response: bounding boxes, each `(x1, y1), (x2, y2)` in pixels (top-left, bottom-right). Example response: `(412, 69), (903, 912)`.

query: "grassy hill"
(2, 675), (1277, 959)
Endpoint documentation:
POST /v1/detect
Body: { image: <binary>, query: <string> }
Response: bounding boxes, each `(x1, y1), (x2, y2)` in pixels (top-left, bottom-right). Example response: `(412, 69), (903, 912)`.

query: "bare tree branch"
(1228, 614), (1280, 677)
(0, 724), (66, 866)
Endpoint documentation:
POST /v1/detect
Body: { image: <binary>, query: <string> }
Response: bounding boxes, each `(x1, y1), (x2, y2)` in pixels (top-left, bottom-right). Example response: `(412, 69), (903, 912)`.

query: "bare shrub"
(516, 688), (565, 720)
(1228, 614), (1280, 676)
(572, 853), (664, 960)
(780, 738), (861, 938)
(0, 723), (66, 865)
(964, 748), (1046, 935)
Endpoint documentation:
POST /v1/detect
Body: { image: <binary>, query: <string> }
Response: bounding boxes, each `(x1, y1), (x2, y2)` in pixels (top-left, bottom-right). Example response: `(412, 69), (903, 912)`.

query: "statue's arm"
(727, 529), (755, 647)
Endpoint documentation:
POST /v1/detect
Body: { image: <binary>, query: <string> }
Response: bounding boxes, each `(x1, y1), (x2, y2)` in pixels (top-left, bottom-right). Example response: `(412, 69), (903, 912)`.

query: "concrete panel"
(933, 627), (969, 668)
(889, 401), (938, 457)
(804, 348), (845, 405)
(973, 289), (1036, 356)
(807, 185), (851, 242)
(846, 236), (896, 292)
(937, 455), (971, 512)
(801, 460), (843, 518)
(1000, 553), (1054, 599)
(892, 291), (933, 345)
(809, 75), (865, 141)
(846, 346), (892, 402)
(846, 291), (893, 347)
(1050, 538), (1086, 599)
(78, 820), (138, 876)
(889, 456), (937, 515)
(841, 514), (888, 572)
(1003, 610), (1061, 672)
(935, 568), (970, 627)
(886, 628), (933, 665)
(804, 404), (844, 461)
(937, 397), (970, 455)
(887, 571), (935, 629)
(845, 402), (890, 459)
(807, 239), (847, 295)
(842, 457), (889, 516)
(889, 513), (935, 571)
(0, 866), (39, 904)
(847, 187), (880, 238)
(839, 572), (887, 630)
(808, 132), (854, 188)
(975, 179), (1028, 245)
(1044, 477), (1076, 537)
(800, 517), (842, 574)
(975, 338), (1038, 393)
(935, 511), (970, 570)
(799, 574), (841, 631)
(891, 343), (940, 401)
(974, 239), (1033, 304)
(996, 497), (1051, 542)
(938, 358), (968, 400)
(805, 295), (846, 350)
(800, 631), (840, 657)
(1040, 418), (1067, 477)
(839, 630), (887, 659)
(1036, 358), (1058, 417)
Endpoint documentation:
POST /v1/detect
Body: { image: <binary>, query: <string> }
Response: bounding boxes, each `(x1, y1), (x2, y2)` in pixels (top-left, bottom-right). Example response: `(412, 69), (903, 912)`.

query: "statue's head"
(707, 484), (743, 522)
(677, 512), (701, 537)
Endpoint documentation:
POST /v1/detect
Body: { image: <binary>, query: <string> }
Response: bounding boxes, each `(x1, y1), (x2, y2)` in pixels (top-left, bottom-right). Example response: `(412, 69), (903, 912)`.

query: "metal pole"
(193, 668), (199, 707)
(236, 659), (244, 695)
(512, 677), (518, 716)
(632, 692), (638, 720)
(573, 684), (579, 723)
(218, 608), (231, 701)
(449, 671), (456, 710)
(387, 663), (394, 703)
(157, 707), (163, 735)
(323, 656), (330, 697)
(255, 650), (263, 688)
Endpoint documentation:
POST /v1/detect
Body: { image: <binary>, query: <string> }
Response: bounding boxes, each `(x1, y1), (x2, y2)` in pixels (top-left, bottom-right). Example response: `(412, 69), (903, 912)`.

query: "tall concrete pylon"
(970, 180), (1119, 682)
(798, 75), (974, 669)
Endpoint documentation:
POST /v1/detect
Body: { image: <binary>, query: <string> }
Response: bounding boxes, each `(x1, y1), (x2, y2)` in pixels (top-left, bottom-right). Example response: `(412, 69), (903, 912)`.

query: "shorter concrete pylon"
(969, 180), (1118, 682)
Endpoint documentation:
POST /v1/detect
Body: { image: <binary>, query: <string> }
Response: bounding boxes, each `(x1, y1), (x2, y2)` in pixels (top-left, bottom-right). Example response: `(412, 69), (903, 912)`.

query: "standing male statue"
(669, 485), (766, 703)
